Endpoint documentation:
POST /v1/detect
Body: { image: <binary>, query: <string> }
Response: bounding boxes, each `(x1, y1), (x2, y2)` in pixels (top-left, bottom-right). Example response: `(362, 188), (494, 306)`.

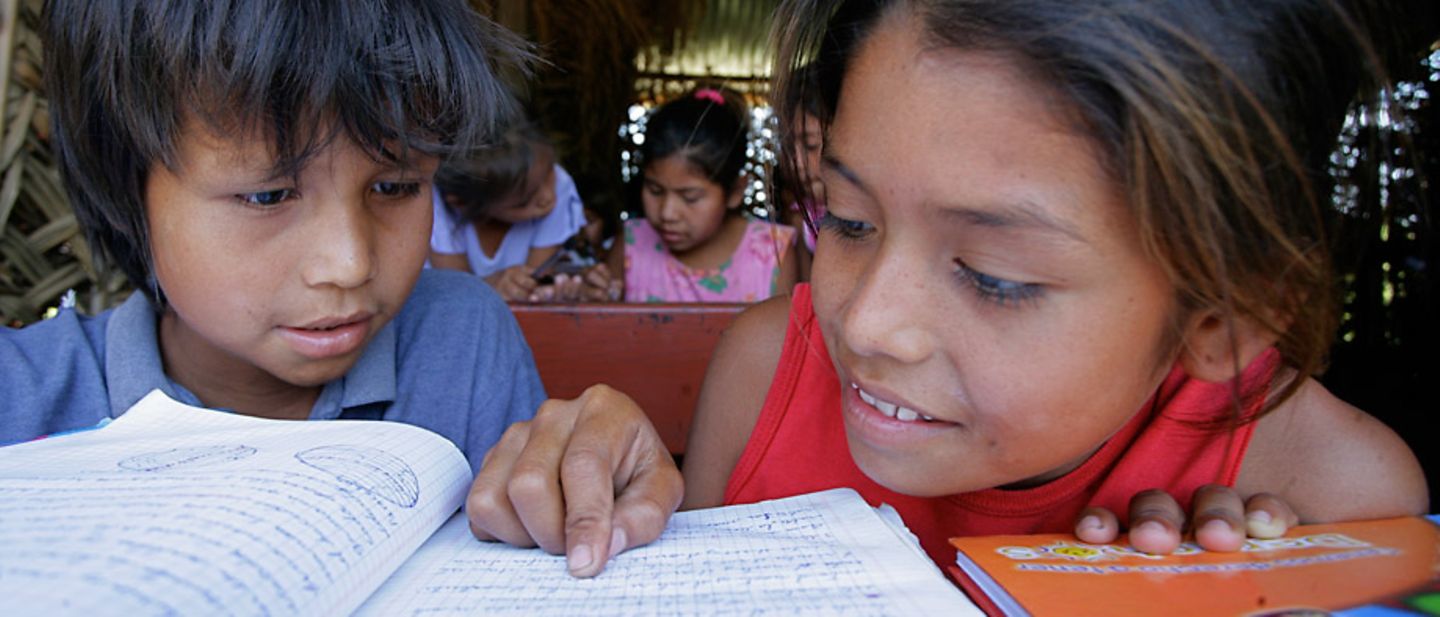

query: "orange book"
(947, 516), (1440, 616)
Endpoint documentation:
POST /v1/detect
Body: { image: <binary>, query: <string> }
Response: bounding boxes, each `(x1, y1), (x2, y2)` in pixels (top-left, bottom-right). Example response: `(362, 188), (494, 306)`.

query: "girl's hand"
(578, 264), (622, 303)
(487, 265), (539, 302)
(465, 385), (683, 578)
(527, 273), (585, 303)
(530, 266), (622, 303)
(1074, 484), (1299, 554)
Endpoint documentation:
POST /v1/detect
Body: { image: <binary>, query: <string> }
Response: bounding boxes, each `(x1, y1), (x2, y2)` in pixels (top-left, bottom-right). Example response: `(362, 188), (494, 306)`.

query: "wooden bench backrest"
(510, 303), (746, 456)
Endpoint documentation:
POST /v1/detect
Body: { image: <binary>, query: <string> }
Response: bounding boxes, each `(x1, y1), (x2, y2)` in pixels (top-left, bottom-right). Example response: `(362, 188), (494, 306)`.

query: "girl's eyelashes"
(953, 258), (1042, 307)
(817, 211), (874, 240)
(819, 209), (1042, 307)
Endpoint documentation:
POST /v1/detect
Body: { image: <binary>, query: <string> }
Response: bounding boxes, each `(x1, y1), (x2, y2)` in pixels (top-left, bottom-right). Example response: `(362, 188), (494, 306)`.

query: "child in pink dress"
(608, 88), (799, 303)
(624, 216), (796, 302)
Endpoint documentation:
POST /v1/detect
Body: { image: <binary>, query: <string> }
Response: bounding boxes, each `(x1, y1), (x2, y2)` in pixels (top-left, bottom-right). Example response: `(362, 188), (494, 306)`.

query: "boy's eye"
(373, 181), (422, 198)
(237, 189), (294, 208)
(817, 211), (874, 240)
(953, 258), (1042, 307)
(644, 184), (664, 196)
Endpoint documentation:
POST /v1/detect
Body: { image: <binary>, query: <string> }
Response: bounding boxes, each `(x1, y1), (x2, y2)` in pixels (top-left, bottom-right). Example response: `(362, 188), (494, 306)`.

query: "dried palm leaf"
(1, 0), (129, 327)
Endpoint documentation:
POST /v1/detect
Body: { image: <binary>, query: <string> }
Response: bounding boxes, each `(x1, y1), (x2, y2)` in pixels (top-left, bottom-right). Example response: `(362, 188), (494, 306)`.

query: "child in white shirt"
(430, 122), (587, 301)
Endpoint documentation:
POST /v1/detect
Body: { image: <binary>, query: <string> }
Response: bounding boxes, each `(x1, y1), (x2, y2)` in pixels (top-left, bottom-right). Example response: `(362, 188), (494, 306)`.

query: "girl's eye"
(817, 211), (874, 240)
(373, 181), (422, 198)
(644, 184), (664, 196)
(953, 258), (1042, 307)
(237, 189), (293, 208)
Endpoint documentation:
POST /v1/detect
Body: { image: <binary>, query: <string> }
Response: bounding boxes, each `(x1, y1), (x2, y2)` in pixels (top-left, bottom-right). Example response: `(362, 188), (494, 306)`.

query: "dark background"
(1321, 3), (1439, 508)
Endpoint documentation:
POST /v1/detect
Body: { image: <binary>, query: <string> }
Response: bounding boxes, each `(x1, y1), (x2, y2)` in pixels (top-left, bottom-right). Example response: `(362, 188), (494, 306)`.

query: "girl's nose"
(838, 248), (934, 364)
(659, 195), (683, 221)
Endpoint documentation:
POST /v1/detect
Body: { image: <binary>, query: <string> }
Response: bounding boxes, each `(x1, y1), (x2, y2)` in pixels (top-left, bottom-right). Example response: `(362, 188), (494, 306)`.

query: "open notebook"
(0, 390), (976, 616)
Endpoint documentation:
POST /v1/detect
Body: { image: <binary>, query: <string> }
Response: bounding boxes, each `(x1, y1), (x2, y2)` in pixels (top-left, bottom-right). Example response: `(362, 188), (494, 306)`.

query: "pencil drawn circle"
(118, 445), (258, 472)
(295, 445), (421, 507)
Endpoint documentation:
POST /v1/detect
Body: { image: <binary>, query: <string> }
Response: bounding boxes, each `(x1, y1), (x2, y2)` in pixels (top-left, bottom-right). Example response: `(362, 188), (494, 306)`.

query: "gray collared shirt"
(1, 269), (545, 472)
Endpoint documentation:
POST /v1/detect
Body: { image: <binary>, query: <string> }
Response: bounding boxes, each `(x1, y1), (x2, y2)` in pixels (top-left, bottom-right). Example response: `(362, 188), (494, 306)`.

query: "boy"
(0, 0), (678, 578)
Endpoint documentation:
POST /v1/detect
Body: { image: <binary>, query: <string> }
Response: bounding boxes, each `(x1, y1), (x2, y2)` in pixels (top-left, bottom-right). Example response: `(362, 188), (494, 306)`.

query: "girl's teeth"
(855, 385), (934, 423)
(875, 400), (898, 417)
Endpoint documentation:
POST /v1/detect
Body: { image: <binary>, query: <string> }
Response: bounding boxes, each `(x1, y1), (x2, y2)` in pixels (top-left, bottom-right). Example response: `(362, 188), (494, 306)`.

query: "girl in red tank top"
(680, 0), (1426, 569)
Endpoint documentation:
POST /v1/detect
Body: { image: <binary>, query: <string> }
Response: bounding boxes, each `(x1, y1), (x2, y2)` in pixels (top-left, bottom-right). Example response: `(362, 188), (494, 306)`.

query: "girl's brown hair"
(772, 0), (1385, 422)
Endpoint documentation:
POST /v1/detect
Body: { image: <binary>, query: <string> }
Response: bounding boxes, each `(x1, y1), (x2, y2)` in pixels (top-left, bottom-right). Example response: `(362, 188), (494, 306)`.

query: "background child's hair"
(640, 87), (750, 193)
(775, 61), (830, 229)
(43, 0), (531, 307)
(772, 0), (1387, 421)
(436, 121), (553, 224)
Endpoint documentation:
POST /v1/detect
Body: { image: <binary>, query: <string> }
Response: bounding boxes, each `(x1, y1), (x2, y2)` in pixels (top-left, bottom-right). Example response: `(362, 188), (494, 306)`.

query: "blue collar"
(104, 293), (397, 419)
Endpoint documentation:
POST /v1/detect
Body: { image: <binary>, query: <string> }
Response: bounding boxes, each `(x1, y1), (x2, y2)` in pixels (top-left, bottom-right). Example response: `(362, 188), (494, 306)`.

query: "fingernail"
(567, 544), (594, 574)
(1136, 520), (1167, 536)
(1247, 510), (1284, 538)
(1200, 517), (1232, 537)
(1079, 515), (1103, 532)
(608, 527), (627, 560)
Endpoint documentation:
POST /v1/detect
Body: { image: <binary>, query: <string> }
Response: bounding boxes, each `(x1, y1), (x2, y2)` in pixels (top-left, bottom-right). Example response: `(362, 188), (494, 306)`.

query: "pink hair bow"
(694, 88), (725, 105)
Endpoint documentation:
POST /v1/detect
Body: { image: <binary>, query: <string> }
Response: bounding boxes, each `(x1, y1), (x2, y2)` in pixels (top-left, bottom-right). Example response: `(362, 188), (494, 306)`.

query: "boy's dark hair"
(43, 0), (530, 306)
(435, 121), (553, 224)
(640, 87), (750, 194)
(772, 0), (1385, 423)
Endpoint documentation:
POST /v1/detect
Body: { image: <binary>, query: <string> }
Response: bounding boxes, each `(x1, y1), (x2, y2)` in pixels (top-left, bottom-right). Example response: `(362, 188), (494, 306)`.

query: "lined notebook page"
(359, 488), (980, 616)
(0, 390), (470, 617)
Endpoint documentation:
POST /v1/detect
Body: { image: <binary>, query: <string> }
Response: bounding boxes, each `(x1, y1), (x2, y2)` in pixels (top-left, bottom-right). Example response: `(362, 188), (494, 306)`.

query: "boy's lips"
(278, 312), (373, 360)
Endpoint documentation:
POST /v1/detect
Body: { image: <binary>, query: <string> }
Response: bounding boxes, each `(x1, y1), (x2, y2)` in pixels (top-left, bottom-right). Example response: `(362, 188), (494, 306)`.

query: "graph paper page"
(0, 390), (470, 617)
(359, 488), (980, 616)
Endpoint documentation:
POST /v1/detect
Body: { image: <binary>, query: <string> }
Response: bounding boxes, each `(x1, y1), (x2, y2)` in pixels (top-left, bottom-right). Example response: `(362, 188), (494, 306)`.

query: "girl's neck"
(672, 214), (750, 270)
(474, 218), (513, 258)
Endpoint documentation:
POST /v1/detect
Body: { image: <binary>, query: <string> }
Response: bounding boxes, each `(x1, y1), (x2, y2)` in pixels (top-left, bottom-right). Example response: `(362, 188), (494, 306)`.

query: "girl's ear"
(1177, 309), (1283, 382)
(726, 175), (748, 210)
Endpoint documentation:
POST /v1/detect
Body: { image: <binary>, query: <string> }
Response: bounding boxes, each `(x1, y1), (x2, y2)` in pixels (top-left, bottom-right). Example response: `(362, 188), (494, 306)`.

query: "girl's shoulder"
(680, 292), (796, 508)
(622, 218), (666, 260)
(1237, 377), (1427, 521)
(735, 219), (798, 262)
(623, 217), (659, 242)
(742, 219), (798, 240)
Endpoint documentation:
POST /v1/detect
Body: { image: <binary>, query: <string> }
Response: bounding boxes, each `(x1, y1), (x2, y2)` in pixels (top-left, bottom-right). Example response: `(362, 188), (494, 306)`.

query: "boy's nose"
(838, 248), (934, 364)
(301, 200), (377, 289)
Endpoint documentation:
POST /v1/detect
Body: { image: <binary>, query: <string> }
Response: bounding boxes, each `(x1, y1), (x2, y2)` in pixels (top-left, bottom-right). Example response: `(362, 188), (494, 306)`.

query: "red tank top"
(724, 284), (1278, 567)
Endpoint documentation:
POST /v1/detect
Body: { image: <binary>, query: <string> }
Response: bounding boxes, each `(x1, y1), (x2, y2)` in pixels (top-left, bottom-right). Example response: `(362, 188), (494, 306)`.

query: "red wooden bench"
(509, 303), (746, 457)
